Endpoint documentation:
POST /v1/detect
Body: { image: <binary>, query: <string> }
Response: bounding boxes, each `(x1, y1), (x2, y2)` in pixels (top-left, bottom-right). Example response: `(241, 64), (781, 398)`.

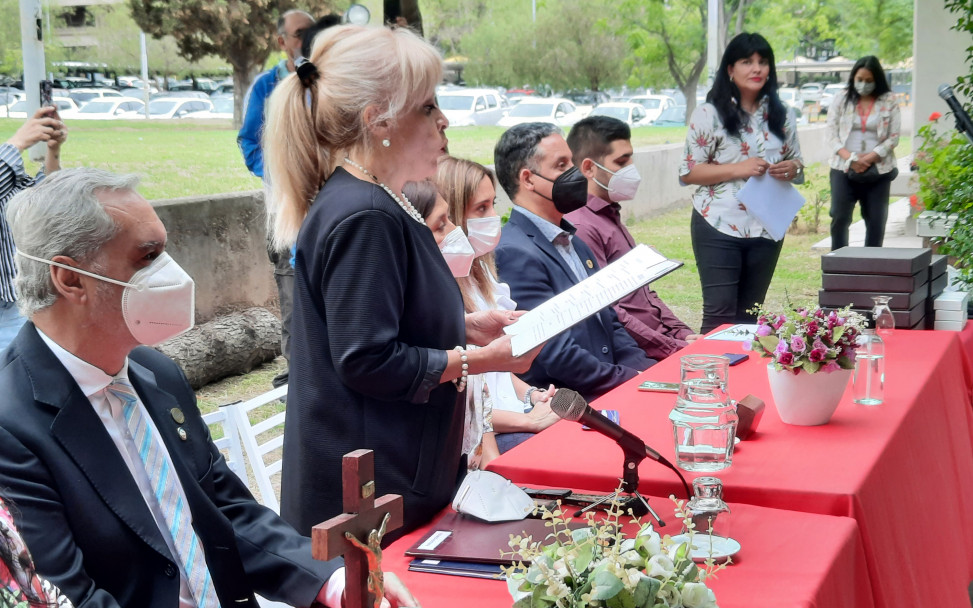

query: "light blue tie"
(108, 377), (220, 608)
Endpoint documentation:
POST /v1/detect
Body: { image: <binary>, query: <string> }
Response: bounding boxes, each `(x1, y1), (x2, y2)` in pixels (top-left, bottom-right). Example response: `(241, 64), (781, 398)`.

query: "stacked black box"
(819, 247), (932, 329)
(925, 254), (948, 328)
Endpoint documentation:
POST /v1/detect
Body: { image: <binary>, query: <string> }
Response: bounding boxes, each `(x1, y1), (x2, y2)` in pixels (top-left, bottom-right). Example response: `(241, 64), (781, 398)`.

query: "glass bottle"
(853, 314), (885, 406)
(683, 477), (738, 563)
(668, 355), (738, 472)
(871, 295), (895, 337)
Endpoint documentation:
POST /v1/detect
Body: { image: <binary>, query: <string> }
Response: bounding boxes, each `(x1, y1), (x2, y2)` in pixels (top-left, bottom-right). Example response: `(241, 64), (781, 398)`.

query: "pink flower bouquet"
(747, 304), (866, 374)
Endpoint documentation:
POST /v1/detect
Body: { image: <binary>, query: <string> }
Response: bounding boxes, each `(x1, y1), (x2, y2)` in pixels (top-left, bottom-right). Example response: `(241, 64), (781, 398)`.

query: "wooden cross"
(312, 449), (403, 608)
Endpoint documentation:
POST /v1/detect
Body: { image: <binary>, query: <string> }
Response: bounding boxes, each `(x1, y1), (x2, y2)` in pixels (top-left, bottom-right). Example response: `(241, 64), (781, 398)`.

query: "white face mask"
(854, 81), (875, 96)
(18, 251), (196, 346)
(464, 216), (502, 256)
(438, 226), (475, 278)
(592, 161), (642, 202)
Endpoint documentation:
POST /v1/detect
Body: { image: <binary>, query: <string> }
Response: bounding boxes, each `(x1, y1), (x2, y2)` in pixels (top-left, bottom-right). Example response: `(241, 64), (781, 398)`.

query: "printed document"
(737, 173), (805, 241)
(504, 244), (682, 356)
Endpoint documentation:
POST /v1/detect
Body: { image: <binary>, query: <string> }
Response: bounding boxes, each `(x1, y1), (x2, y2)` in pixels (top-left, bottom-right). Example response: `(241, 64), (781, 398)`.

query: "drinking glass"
(871, 295), (895, 337)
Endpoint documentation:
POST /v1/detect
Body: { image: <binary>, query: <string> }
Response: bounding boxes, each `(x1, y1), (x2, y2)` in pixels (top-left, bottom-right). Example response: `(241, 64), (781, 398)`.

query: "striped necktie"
(108, 378), (220, 608)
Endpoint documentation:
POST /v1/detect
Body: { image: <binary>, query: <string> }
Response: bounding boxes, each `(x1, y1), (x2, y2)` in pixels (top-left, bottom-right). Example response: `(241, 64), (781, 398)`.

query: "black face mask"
(532, 166), (588, 214)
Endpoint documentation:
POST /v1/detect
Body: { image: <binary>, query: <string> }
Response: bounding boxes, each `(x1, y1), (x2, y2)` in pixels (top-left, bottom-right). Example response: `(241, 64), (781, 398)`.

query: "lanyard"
(857, 99), (876, 152)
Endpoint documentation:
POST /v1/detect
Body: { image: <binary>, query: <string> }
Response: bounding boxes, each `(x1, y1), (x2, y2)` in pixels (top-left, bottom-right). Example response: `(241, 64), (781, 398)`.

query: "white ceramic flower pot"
(766, 364), (852, 426)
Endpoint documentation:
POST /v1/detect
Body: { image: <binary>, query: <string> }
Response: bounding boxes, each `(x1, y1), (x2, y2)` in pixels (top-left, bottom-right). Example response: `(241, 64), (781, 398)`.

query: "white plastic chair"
(201, 405), (246, 483)
(225, 385), (288, 513)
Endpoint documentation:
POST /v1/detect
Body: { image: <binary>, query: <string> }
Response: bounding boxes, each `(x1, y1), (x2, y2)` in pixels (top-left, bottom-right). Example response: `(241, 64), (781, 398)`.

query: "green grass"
(0, 118), (261, 200)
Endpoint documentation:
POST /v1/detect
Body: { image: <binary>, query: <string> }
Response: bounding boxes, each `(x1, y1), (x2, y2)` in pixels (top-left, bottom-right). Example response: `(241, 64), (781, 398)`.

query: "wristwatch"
(523, 387), (539, 411)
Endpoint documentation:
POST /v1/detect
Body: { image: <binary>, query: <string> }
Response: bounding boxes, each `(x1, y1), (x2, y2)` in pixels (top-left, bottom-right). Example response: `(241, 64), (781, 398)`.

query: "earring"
(382, 139), (391, 148)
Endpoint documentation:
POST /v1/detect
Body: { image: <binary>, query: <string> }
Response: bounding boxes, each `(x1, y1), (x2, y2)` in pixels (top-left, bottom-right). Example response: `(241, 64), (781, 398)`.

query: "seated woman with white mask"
(435, 156), (561, 454)
(406, 179), (501, 470)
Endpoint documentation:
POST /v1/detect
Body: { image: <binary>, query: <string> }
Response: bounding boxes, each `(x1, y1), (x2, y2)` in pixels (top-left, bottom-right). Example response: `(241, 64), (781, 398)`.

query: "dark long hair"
(843, 56), (891, 108)
(706, 32), (786, 141)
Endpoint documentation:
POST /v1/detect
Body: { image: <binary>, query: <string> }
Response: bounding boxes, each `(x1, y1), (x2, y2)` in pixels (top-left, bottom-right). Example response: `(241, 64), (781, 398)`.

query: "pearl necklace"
(343, 157), (424, 224)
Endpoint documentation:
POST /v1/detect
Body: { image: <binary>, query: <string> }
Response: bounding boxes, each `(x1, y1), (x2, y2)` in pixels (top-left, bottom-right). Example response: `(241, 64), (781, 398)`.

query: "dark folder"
(404, 511), (577, 565)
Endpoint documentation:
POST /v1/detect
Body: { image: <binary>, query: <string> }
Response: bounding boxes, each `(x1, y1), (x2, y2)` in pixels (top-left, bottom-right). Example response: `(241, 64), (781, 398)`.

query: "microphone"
(550, 389), (663, 462)
(938, 84), (973, 144)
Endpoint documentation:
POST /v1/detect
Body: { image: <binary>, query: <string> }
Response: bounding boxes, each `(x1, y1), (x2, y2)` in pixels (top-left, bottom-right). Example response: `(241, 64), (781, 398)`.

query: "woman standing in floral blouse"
(680, 32), (804, 334)
(1, 496), (73, 607)
(826, 56), (900, 250)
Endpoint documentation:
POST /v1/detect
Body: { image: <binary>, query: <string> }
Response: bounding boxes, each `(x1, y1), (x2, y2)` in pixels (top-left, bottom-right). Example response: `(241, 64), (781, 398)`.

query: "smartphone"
(39, 80), (53, 108)
(723, 352), (750, 366)
(638, 381), (679, 393)
(583, 409), (619, 430)
(520, 487), (573, 500)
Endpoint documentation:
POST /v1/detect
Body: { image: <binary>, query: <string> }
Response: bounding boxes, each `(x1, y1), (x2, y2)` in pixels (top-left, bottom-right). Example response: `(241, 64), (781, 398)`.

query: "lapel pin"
(177, 427), (188, 441)
(586, 259), (594, 269)
(170, 408), (185, 424)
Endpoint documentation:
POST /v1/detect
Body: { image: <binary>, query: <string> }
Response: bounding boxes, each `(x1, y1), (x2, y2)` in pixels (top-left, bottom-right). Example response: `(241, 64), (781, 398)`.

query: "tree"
(622, 0), (709, 121)
(454, 0), (625, 92)
(129, 0), (338, 126)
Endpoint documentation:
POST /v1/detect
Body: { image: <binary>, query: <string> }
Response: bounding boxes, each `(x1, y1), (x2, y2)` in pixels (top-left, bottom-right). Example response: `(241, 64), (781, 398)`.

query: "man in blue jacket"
(238, 9), (314, 389)
(494, 123), (654, 401)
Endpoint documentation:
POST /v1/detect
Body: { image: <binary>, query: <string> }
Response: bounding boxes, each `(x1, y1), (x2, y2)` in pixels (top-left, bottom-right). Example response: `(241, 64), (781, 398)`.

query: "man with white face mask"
(566, 116), (700, 361)
(0, 168), (418, 608)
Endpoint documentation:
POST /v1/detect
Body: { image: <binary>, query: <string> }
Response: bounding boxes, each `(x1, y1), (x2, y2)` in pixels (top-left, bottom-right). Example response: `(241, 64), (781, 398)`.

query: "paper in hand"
(504, 244), (682, 356)
(737, 173), (805, 241)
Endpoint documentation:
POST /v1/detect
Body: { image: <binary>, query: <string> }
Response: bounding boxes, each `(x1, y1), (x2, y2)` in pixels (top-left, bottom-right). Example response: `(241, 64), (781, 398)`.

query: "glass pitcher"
(668, 355), (737, 472)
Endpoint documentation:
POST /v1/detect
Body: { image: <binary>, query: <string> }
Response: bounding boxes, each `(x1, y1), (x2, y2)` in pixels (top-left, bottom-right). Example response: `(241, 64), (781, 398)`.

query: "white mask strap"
(16, 250), (141, 290)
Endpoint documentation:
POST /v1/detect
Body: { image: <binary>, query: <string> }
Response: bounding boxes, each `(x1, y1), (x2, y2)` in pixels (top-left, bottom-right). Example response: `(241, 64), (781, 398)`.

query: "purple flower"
(756, 325), (772, 337)
(742, 340), (753, 351)
(790, 336), (807, 353)
(812, 339), (826, 352)
(775, 340), (789, 355)
(809, 348), (826, 362)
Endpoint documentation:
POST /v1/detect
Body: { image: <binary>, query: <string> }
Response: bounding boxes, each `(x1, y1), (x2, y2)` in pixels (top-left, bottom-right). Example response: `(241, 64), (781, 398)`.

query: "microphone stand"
(573, 434), (674, 527)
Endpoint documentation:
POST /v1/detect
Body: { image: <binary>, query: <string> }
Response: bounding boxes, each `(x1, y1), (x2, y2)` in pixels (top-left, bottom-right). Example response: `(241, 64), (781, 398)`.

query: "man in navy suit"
(494, 123), (654, 402)
(0, 168), (417, 608)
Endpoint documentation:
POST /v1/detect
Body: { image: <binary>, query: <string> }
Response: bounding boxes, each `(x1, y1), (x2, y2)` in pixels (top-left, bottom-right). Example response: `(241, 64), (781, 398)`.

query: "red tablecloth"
(384, 500), (873, 608)
(488, 329), (973, 608)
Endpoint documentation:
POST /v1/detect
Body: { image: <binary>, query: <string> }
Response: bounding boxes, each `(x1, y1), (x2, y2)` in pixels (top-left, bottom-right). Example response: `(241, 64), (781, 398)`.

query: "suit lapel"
(571, 238), (612, 335)
(509, 211), (579, 285)
(19, 326), (174, 561)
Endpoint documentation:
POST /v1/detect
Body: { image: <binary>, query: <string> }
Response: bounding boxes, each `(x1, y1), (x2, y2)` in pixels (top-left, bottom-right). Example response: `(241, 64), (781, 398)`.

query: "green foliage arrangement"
(912, 0), (973, 289)
(501, 496), (725, 608)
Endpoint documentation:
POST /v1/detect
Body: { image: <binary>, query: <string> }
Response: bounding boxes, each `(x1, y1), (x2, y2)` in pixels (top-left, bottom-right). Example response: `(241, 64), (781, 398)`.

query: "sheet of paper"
(704, 324), (759, 342)
(504, 244), (683, 356)
(736, 173), (806, 241)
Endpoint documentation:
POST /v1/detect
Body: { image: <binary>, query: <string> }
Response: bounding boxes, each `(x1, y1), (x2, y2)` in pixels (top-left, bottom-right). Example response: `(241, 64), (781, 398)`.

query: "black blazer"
(496, 209), (653, 402)
(0, 323), (339, 608)
(281, 168), (467, 541)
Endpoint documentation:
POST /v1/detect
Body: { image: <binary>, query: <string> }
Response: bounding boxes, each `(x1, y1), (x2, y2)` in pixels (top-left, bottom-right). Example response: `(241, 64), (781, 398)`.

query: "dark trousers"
(691, 210), (784, 334)
(268, 241), (294, 388)
(829, 168), (892, 250)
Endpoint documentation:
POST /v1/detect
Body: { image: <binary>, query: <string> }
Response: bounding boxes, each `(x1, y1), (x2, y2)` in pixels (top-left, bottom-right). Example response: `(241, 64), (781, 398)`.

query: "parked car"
(505, 88), (536, 107)
(152, 90), (210, 100)
(819, 83), (846, 113)
(73, 97), (145, 120)
(497, 97), (584, 128)
(436, 88), (507, 126)
(800, 82), (825, 102)
(69, 88), (122, 106)
(142, 97), (214, 119)
(563, 90), (611, 116)
(627, 95), (677, 123)
(651, 104), (687, 127)
(589, 102), (651, 127)
(186, 95), (233, 119)
(3, 97), (77, 119)
(777, 87), (804, 113)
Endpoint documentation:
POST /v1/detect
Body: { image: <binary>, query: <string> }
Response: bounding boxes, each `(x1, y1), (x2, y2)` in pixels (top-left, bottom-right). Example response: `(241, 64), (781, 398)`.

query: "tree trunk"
(155, 308), (282, 389)
(232, 62), (261, 130)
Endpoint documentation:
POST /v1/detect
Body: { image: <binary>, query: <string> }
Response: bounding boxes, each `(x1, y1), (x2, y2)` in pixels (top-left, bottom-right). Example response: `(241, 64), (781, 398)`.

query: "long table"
(488, 328), (973, 607)
(385, 498), (874, 608)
